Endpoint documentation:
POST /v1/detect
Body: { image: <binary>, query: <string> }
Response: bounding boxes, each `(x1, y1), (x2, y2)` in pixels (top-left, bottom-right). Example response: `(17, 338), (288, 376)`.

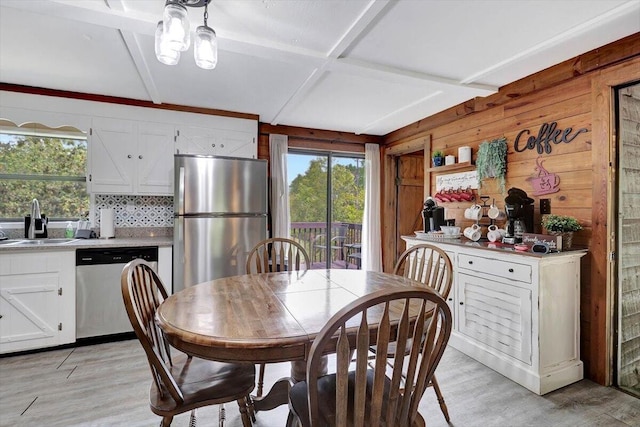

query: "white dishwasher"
(76, 247), (158, 339)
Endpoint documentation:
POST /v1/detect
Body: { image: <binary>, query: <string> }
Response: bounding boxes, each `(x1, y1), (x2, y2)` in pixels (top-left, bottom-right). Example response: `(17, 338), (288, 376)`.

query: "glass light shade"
(194, 26), (218, 70)
(155, 21), (180, 65)
(162, 2), (190, 52)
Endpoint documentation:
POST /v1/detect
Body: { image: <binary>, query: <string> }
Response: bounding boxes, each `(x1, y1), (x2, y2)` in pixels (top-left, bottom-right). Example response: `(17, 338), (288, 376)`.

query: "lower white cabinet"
(403, 237), (586, 394)
(0, 251), (75, 354)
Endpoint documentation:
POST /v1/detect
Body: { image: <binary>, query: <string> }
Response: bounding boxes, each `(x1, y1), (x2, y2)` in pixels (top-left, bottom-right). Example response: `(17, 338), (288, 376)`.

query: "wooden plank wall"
(383, 34), (640, 384)
(420, 74), (594, 243)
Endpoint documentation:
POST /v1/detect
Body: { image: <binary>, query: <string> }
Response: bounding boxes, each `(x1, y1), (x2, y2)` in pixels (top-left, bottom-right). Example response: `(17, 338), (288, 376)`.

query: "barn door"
(616, 82), (640, 398)
(395, 153), (424, 262)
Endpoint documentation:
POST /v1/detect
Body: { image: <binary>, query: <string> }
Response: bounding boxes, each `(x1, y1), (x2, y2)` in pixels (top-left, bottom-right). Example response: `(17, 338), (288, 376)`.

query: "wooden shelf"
(426, 161), (474, 173)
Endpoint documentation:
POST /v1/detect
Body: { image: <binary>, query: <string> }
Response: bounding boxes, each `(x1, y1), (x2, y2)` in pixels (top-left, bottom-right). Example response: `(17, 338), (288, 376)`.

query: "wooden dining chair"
(391, 243), (454, 422)
(245, 237), (310, 398)
(288, 286), (452, 426)
(246, 237), (310, 275)
(121, 259), (256, 427)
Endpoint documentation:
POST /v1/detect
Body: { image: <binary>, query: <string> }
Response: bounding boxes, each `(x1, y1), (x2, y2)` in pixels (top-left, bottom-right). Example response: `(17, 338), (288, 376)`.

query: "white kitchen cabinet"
(88, 117), (175, 195)
(403, 237), (586, 394)
(176, 125), (256, 159)
(0, 250), (75, 354)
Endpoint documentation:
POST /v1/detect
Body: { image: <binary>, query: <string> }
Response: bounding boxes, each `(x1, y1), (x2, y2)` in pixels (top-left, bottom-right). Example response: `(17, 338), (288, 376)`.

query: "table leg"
(251, 356), (329, 413)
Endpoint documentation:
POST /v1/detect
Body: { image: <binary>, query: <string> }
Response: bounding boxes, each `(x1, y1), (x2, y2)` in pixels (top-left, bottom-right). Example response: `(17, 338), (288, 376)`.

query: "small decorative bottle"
(65, 221), (74, 238)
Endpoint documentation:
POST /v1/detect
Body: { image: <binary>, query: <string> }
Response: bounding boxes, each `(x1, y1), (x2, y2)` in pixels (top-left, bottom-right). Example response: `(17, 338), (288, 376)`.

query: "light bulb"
(162, 2), (190, 52)
(155, 21), (180, 65)
(194, 26), (218, 70)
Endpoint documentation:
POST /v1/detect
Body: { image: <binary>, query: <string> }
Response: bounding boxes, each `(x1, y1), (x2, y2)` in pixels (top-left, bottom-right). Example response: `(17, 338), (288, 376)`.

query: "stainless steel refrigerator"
(173, 154), (268, 292)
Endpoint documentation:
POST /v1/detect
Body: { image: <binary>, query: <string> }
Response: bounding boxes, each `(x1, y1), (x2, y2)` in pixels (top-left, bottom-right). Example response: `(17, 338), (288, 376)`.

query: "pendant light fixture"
(155, 0), (218, 70)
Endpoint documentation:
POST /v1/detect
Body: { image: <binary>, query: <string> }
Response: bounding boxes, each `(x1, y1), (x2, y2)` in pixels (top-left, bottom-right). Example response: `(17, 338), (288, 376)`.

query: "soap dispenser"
(65, 221), (74, 238)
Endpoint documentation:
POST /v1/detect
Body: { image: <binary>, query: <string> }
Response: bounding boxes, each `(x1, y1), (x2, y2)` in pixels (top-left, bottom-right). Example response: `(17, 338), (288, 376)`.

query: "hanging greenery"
(476, 137), (508, 193)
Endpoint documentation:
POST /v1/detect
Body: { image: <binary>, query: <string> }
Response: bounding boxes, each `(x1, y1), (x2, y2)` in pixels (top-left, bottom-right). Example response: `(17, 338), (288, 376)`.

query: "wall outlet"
(540, 198), (551, 214)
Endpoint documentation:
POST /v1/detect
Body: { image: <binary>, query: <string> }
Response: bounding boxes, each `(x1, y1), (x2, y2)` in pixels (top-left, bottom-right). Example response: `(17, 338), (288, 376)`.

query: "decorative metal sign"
(527, 157), (560, 196)
(436, 170), (478, 192)
(514, 121), (588, 154)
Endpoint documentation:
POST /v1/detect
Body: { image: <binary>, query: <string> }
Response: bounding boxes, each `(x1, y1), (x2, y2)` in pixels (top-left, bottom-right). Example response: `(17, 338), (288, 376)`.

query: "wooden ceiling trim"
(0, 83), (259, 121)
(287, 137), (365, 153)
(259, 123), (382, 145)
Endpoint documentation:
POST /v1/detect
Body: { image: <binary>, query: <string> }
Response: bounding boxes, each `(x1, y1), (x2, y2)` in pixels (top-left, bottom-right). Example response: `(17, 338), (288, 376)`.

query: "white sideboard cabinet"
(88, 117), (175, 195)
(403, 237), (586, 395)
(0, 250), (76, 354)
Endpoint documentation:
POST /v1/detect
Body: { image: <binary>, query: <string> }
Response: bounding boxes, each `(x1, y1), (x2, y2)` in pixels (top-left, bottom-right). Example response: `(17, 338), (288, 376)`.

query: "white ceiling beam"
(0, 0), (158, 34)
(269, 0), (395, 126)
(460, 0), (640, 84)
(356, 90), (443, 135)
(332, 58), (497, 94)
(104, 0), (162, 105)
(327, 0), (394, 58)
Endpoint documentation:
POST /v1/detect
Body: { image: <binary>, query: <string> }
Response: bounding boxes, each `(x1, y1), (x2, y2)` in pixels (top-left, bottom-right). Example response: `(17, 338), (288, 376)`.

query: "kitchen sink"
(0, 238), (80, 246)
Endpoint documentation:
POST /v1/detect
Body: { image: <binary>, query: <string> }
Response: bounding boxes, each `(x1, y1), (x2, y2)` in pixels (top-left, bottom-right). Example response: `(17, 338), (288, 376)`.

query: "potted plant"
(432, 150), (444, 167)
(542, 214), (582, 249)
(476, 137), (507, 193)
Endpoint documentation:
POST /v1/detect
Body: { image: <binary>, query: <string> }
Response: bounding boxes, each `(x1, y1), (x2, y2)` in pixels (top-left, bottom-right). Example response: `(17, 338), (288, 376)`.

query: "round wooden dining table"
(156, 268), (424, 412)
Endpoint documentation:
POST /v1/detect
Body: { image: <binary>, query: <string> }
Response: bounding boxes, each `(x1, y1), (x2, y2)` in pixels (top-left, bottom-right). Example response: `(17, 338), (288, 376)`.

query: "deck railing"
(290, 222), (362, 266)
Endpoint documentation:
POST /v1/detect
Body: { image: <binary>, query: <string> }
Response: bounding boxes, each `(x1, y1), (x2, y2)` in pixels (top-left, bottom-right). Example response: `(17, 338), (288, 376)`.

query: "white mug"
(463, 224), (481, 241)
(487, 225), (506, 242)
(464, 204), (482, 221)
(488, 204), (506, 220)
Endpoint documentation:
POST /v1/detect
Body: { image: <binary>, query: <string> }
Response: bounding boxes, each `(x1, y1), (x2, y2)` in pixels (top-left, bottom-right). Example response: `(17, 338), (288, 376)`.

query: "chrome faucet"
(27, 198), (44, 239)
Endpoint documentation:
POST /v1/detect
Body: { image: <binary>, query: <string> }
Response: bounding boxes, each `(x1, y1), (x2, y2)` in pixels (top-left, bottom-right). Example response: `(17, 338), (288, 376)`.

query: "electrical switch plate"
(540, 199), (551, 214)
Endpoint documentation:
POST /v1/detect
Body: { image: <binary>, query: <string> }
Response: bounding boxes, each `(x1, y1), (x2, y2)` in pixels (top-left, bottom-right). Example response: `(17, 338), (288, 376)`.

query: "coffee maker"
(503, 188), (534, 244)
(422, 197), (446, 232)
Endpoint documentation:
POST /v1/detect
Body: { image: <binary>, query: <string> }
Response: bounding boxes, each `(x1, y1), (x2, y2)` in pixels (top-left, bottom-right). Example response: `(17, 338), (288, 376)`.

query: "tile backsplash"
(94, 195), (174, 228)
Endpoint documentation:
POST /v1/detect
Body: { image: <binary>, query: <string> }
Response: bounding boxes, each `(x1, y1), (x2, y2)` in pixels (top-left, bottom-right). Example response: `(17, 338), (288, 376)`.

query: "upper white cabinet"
(88, 118), (175, 195)
(176, 125), (256, 159)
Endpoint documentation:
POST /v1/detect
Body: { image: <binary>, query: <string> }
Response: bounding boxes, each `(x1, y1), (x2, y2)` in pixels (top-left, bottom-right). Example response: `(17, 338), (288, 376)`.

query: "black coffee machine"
(422, 197), (446, 232)
(503, 188), (534, 244)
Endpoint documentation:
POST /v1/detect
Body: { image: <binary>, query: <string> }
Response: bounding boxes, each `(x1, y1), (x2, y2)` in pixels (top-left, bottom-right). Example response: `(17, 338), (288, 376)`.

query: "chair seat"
(150, 354), (256, 416)
(291, 370), (423, 427)
(291, 370), (384, 427)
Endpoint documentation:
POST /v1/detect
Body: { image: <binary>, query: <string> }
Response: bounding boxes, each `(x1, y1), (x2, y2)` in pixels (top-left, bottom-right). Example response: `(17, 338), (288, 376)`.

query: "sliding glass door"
(288, 150), (364, 269)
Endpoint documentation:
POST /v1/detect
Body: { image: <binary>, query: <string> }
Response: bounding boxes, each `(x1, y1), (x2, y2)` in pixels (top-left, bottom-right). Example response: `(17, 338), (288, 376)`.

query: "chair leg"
(189, 409), (197, 427)
(238, 397), (253, 427)
(246, 394), (256, 422)
(257, 363), (266, 397)
(160, 416), (173, 427)
(430, 375), (450, 422)
(218, 404), (225, 427)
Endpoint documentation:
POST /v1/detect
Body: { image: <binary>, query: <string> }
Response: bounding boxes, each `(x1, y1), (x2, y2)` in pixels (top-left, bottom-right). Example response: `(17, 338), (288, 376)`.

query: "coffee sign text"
(514, 121), (588, 154)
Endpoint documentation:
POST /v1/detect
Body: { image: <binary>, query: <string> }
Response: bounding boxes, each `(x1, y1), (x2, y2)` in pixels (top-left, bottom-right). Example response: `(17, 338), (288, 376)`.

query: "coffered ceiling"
(0, 0), (638, 136)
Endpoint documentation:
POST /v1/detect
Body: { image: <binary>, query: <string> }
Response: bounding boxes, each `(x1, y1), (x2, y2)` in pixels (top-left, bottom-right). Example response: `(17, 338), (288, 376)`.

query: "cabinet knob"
(138, 155), (143, 159)
(448, 298), (453, 301)
(127, 154), (132, 159)
(459, 302), (464, 305)
(221, 144), (224, 148)
(211, 143), (216, 148)
(468, 260), (473, 264)
(508, 268), (514, 273)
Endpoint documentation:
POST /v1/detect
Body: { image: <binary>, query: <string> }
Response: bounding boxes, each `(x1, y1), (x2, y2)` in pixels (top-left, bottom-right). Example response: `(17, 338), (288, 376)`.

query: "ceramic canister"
(458, 146), (472, 163)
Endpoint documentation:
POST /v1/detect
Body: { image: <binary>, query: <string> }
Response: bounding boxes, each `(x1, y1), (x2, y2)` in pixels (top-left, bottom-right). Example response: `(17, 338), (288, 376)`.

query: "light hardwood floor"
(1, 339), (639, 427)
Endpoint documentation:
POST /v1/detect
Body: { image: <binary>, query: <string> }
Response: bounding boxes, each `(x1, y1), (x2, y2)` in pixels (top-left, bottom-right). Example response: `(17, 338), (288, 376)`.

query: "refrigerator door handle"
(178, 166), (185, 215)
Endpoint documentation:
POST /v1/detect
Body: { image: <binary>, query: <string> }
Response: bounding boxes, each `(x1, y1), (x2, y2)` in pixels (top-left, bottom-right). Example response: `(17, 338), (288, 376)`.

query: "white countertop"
(0, 236), (173, 252)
